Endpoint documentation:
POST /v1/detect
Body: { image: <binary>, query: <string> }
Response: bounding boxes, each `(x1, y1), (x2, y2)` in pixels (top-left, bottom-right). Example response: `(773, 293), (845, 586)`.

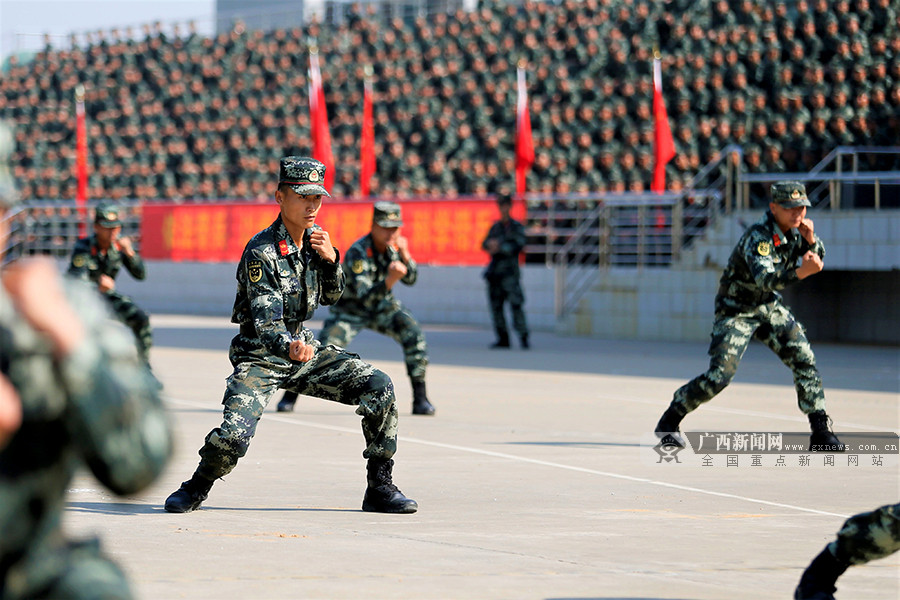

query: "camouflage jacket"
(716, 210), (825, 314)
(330, 233), (417, 318)
(230, 216), (343, 361)
(481, 218), (526, 280)
(0, 278), (172, 584)
(67, 235), (147, 287)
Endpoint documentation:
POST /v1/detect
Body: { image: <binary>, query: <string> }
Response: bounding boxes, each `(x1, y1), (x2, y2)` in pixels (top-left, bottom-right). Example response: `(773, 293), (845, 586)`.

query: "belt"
(239, 321), (303, 337)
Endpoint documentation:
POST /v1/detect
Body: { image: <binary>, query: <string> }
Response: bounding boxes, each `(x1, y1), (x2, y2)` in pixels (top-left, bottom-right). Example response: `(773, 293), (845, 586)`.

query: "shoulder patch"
(72, 255), (87, 268)
(351, 259), (365, 274)
(248, 259), (263, 283)
(757, 241), (771, 257)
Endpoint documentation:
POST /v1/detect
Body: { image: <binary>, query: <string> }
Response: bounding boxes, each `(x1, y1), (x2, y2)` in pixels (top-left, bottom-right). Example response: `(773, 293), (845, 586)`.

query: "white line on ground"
(166, 396), (851, 519)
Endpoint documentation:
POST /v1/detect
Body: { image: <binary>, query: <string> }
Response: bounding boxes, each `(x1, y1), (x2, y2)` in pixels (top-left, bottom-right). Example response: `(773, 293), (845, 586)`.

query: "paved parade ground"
(66, 315), (899, 600)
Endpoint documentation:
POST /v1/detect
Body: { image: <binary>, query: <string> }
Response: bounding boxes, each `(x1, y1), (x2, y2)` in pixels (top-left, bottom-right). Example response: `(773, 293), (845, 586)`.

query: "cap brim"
(781, 198), (811, 208)
(287, 183), (330, 197)
(375, 219), (403, 227)
(96, 220), (122, 227)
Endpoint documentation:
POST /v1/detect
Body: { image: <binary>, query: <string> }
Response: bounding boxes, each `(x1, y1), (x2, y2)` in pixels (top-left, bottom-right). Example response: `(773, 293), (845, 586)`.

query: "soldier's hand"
(289, 339), (315, 362)
(0, 373), (22, 451)
(486, 239), (500, 253)
(798, 218), (815, 244)
(308, 229), (337, 263)
(116, 236), (135, 256)
(1, 257), (86, 356)
(97, 274), (116, 293)
(395, 235), (411, 262)
(797, 251), (823, 279)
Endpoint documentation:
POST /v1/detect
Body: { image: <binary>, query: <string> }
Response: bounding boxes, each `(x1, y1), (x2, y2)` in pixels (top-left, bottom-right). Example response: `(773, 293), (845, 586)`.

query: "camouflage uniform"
(0, 278), (171, 600)
(67, 204), (152, 362)
(795, 503), (900, 599)
(320, 230), (427, 382)
(481, 201), (529, 347)
(671, 192), (826, 416)
(195, 214), (400, 480)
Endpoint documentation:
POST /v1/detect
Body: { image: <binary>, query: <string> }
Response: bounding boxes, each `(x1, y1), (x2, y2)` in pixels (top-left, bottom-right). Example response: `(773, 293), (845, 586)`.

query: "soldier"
(654, 181), (843, 451)
(0, 135), (172, 597)
(275, 201), (436, 416)
(164, 157), (418, 514)
(481, 192), (529, 349)
(67, 202), (152, 363)
(795, 503), (900, 600)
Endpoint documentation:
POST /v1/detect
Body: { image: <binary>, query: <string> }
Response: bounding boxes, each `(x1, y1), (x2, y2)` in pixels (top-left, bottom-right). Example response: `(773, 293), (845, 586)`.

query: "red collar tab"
(772, 233), (781, 247)
(279, 239), (289, 256)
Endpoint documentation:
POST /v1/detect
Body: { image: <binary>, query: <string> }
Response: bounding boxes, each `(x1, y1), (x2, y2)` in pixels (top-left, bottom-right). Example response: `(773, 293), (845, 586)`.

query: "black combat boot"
(490, 331), (510, 349)
(655, 403), (687, 448)
(520, 333), (530, 349)
(794, 547), (849, 600)
(276, 390), (298, 412)
(164, 472), (214, 513)
(808, 411), (845, 452)
(411, 379), (435, 415)
(362, 458), (418, 513)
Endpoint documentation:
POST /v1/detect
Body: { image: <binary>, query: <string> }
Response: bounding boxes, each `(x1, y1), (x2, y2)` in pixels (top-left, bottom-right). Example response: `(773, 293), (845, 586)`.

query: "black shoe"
(276, 391), (297, 413)
(164, 474), (213, 513)
(808, 411), (845, 452)
(520, 334), (529, 349)
(362, 458), (418, 513)
(655, 404), (687, 448)
(411, 380), (435, 416)
(794, 548), (847, 600)
(490, 337), (511, 349)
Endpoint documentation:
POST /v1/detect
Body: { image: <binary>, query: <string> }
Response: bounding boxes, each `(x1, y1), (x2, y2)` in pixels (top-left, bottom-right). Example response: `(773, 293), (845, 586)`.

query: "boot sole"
(361, 502), (418, 514)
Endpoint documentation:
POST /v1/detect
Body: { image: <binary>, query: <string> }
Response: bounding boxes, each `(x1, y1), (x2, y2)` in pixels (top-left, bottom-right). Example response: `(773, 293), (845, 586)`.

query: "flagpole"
(75, 84), (88, 237)
(515, 59), (534, 199)
(308, 45), (334, 191)
(360, 65), (375, 198)
(651, 49), (676, 193)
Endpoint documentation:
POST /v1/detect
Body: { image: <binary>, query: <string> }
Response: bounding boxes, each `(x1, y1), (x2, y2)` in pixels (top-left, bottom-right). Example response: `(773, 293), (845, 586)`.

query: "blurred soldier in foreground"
(165, 157), (417, 514)
(481, 192), (529, 349)
(67, 202), (152, 362)
(276, 201), (435, 416)
(0, 122), (172, 599)
(654, 181), (843, 452)
(795, 502), (900, 599)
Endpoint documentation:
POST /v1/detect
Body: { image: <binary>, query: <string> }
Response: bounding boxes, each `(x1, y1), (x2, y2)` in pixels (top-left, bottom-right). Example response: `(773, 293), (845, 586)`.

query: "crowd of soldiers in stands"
(0, 0), (897, 205)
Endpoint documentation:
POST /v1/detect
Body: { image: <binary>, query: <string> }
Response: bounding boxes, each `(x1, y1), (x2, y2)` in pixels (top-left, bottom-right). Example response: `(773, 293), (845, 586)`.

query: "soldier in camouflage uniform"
(164, 157), (417, 514)
(276, 201), (436, 416)
(67, 202), (152, 362)
(795, 502), (900, 600)
(655, 181), (842, 451)
(0, 133), (172, 599)
(481, 192), (529, 349)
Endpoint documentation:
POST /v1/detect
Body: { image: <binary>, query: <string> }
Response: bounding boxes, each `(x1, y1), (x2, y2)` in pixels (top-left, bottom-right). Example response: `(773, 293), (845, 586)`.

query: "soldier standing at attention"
(165, 157), (417, 514)
(0, 125), (172, 598)
(67, 202), (152, 363)
(276, 201), (436, 416)
(481, 192), (529, 349)
(795, 502), (900, 599)
(654, 181), (843, 451)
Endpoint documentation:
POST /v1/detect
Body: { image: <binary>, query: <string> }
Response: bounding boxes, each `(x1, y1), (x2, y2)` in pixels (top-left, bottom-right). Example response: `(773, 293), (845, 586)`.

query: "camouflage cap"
(94, 201), (123, 227)
(279, 156), (330, 197)
(373, 201), (403, 227)
(770, 181), (811, 208)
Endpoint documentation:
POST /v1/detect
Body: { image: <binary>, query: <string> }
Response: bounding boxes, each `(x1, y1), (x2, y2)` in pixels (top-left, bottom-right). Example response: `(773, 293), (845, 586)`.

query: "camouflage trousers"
(196, 337), (398, 480)
(1, 538), (132, 600)
(104, 290), (151, 363)
(486, 274), (528, 338)
(673, 302), (825, 415)
(320, 306), (428, 381)
(828, 503), (900, 565)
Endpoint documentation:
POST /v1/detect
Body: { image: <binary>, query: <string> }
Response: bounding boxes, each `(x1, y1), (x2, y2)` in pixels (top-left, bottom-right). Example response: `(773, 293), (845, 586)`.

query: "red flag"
(308, 50), (334, 191)
(359, 72), (375, 197)
(75, 84), (88, 236)
(652, 54), (676, 193)
(515, 64), (534, 197)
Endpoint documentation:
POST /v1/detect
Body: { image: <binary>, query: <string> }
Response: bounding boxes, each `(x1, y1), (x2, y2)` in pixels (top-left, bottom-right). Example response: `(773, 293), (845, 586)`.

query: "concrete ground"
(66, 315), (899, 600)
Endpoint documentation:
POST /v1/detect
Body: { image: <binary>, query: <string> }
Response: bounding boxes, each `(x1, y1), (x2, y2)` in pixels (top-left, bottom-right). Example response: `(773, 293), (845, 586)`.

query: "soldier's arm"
(344, 246), (390, 311)
(501, 222), (527, 256)
(400, 255), (417, 286)
(119, 240), (147, 281)
(245, 249), (294, 361)
(317, 248), (344, 306)
(66, 240), (94, 282)
(744, 231), (799, 292)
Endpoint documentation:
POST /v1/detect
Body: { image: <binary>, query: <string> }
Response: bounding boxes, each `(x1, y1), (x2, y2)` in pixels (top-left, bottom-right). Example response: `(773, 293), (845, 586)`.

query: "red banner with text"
(140, 199), (525, 265)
